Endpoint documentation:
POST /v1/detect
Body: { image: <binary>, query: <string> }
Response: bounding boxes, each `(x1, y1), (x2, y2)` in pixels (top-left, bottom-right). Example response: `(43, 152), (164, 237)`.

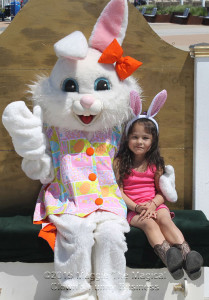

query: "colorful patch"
(70, 139), (91, 153)
(97, 171), (116, 186)
(95, 156), (112, 171)
(75, 181), (99, 196)
(70, 153), (93, 168)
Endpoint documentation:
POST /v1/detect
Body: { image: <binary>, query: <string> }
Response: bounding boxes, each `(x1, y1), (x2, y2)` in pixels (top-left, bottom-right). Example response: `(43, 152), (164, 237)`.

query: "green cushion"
(125, 210), (209, 268)
(0, 215), (53, 262)
(0, 210), (208, 268)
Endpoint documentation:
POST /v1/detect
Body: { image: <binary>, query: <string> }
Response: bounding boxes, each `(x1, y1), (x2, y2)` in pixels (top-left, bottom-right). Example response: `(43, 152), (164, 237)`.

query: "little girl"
(114, 90), (203, 281)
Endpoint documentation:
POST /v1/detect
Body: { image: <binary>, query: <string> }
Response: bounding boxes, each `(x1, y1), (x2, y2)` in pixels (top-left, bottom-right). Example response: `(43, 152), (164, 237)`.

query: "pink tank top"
(123, 165), (157, 204)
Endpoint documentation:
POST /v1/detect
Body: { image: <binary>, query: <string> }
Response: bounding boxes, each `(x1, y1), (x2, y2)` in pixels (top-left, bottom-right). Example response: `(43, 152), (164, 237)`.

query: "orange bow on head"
(98, 39), (143, 80)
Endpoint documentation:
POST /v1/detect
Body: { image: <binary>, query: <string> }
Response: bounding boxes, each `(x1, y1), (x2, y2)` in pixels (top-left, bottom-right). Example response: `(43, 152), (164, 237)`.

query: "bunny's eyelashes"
(61, 77), (111, 93)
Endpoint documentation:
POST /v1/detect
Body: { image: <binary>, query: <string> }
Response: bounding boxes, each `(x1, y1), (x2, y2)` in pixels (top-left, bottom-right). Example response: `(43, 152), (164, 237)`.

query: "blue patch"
(52, 152), (60, 168)
(50, 141), (60, 153)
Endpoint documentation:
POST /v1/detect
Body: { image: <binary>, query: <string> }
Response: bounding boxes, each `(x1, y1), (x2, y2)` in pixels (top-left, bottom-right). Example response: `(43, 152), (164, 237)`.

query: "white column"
(202, 0), (205, 7)
(190, 43), (209, 299)
(190, 43), (209, 218)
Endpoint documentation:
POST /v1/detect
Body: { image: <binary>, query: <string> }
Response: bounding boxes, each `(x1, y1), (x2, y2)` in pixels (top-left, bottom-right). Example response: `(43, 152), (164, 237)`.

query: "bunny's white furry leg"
(93, 212), (131, 300)
(49, 214), (96, 300)
(159, 165), (178, 203)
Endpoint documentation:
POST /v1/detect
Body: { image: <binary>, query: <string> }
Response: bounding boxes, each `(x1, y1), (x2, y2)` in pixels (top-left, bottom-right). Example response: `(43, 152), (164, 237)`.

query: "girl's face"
(128, 122), (153, 159)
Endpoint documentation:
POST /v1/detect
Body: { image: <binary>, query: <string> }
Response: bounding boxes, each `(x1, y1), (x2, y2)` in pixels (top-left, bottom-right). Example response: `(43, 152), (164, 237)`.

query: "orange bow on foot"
(98, 39), (142, 80)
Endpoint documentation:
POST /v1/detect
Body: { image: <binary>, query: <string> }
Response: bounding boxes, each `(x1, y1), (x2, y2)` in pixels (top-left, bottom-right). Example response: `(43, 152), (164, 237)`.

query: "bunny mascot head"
(2, 0), (177, 299)
(30, 0), (142, 132)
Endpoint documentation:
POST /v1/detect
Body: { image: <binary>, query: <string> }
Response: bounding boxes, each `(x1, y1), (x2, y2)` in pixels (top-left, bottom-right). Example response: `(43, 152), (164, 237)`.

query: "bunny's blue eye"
(94, 78), (110, 91)
(62, 78), (79, 92)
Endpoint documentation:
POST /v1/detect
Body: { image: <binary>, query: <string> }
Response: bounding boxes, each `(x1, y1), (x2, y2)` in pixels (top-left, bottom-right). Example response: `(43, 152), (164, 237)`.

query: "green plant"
(137, 4), (208, 16)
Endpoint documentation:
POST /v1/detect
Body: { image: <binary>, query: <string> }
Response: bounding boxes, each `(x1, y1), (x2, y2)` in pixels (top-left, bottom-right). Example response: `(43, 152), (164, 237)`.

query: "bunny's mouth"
(78, 115), (95, 124)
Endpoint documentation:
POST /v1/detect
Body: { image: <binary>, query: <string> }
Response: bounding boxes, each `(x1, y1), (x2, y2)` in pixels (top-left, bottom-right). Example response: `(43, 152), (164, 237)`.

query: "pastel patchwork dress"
(34, 125), (127, 223)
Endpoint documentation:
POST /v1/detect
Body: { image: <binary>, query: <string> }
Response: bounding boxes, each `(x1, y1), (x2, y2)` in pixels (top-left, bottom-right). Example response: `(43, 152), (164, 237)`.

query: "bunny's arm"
(21, 137), (54, 184)
(159, 165), (178, 203)
(2, 101), (54, 184)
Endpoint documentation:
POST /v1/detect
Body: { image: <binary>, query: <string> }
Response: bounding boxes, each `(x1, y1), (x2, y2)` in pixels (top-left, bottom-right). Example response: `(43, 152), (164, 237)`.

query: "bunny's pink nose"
(80, 95), (94, 109)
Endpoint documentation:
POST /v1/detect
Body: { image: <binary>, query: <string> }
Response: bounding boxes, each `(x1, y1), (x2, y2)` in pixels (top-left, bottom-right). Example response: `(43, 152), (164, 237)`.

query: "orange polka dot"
(88, 173), (97, 181)
(95, 144), (107, 155)
(101, 187), (109, 197)
(95, 198), (103, 205)
(80, 182), (91, 194)
(86, 147), (94, 156)
(73, 140), (85, 153)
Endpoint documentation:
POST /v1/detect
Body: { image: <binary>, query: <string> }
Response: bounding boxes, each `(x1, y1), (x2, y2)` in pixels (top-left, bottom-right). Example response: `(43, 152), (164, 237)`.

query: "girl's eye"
(94, 78), (110, 91)
(62, 78), (79, 92)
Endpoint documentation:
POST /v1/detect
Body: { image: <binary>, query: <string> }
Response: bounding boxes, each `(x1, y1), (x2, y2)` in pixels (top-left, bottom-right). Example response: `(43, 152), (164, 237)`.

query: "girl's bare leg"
(130, 215), (165, 247)
(155, 209), (184, 245)
(155, 209), (203, 280)
(130, 212), (184, 280)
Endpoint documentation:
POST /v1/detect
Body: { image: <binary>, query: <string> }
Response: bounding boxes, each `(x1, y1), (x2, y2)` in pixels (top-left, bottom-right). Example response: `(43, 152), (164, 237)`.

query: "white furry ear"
(54, 31), (88, 60)
(89, 0), (128, 52)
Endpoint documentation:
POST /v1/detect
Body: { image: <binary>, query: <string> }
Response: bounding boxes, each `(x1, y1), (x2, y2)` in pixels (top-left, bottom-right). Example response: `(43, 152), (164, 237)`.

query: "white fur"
(54, 31), (88, 60)
(159, 165), (178, 203)
(50, 212), (131, 300)
(2, 101), (46, 160)
(22, 153), (54, 184)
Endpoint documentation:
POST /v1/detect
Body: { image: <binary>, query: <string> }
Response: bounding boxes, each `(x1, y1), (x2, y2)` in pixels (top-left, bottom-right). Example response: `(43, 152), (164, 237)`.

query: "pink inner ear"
(148, 90), (167, 117)
(130, 91), (142, 116)
(90, 0), (125, 52)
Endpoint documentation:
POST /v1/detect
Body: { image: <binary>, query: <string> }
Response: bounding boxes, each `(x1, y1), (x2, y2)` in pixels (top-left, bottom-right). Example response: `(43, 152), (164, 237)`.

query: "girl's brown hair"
(115, 118), (165, 187)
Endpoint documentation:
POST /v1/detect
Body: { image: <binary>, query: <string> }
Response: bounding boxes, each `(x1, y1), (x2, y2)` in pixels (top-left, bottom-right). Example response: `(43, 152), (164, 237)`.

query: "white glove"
(22, 153), (55, 184)
(159, 165), (178, 203)
(2, 101), (46, 160)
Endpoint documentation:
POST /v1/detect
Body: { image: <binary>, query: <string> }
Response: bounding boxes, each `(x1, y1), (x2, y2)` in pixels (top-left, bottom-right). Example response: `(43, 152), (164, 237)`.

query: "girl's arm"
(113, 158), (149, 213)
(113, 158), (136, 211)
(139, 168), (166, 220)
(153, 168), (166, 207)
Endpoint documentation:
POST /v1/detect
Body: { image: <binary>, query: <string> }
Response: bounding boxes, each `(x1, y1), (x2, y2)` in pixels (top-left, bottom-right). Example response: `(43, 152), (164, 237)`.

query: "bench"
(0, 210), (208, 299)
(172, 8), (190, 24)
(0, 11), (5, 21)
(203, 9), (209, 25)
(0, 210), (208, 266)
(143, 7), (157, 23)
(140, 7), (146, 16)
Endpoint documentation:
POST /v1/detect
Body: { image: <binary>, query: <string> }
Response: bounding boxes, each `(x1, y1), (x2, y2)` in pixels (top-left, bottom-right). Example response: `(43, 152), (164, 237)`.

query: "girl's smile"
(128, 123), (153, 158)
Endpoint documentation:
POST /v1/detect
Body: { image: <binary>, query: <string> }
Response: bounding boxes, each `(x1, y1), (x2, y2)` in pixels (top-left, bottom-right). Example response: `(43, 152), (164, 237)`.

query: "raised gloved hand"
(2, 101), (46, 160)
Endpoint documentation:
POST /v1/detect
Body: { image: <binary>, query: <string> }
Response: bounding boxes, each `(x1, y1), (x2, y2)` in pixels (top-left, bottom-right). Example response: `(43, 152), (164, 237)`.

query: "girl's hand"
(135, 202), (150, 213)
(138, 202), (157, 220)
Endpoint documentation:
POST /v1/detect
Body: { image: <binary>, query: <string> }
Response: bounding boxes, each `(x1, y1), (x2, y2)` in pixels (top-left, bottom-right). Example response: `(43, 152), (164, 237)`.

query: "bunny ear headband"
(126, 90), (167, 136)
